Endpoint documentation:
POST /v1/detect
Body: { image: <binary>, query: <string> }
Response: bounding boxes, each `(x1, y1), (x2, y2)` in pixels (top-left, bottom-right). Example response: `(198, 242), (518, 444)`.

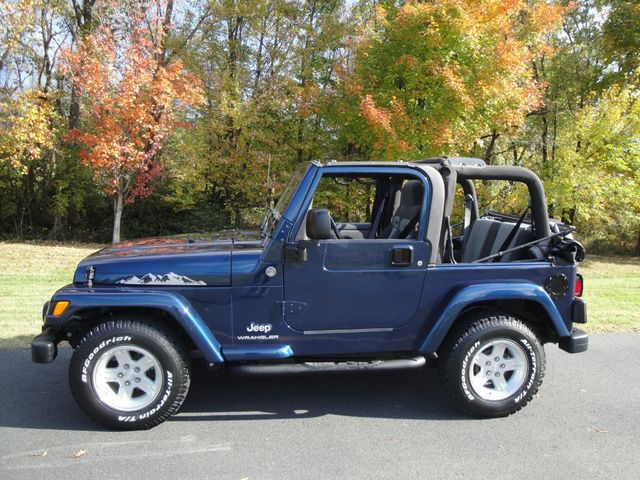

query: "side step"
(228, 356), (426, 376)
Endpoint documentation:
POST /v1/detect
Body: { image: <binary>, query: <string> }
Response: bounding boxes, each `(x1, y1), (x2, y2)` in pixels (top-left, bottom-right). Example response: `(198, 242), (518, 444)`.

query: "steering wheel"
(329, 215), (342, 239)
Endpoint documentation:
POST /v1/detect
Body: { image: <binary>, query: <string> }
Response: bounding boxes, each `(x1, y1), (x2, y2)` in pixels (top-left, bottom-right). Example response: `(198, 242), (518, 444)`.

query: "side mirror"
(306, 208), (332, 240)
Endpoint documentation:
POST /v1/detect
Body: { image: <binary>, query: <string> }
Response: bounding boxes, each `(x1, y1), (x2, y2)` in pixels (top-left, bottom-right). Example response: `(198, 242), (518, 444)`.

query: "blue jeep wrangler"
(32, 157), (588, 429)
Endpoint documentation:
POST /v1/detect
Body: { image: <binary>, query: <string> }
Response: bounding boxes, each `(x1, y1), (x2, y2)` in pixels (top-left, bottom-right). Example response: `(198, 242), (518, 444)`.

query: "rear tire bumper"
(559, 328), (588, 353)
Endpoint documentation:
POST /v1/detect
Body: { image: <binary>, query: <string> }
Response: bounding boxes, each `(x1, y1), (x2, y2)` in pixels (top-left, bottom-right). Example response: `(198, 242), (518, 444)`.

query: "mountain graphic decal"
(116, 272), (207, 286)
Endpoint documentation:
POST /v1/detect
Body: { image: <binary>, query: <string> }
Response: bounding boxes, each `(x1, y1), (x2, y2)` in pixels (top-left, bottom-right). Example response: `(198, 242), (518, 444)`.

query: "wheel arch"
(65, 306), (191, 347)
(46, 289), (224, 363)
(419, 283), (570, 355)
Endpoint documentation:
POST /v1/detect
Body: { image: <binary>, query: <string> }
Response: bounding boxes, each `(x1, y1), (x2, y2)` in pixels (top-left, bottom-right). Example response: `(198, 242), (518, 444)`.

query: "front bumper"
(559, 328), (589, 353)
(31, 328), (58, 363)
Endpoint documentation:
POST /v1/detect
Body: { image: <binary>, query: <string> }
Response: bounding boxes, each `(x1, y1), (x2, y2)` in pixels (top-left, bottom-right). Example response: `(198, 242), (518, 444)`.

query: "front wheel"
(439, 315), (546, 417)
(69, 320), (191, 430)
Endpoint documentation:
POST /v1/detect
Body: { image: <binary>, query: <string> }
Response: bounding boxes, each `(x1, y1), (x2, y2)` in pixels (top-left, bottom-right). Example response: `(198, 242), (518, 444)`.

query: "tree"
(180, 0), (349, 226)
(335, 0), (566, 160)
(602, 0), (640, 84)
(546, 73), (640, 252)
(0, 0), (36, 79)
(62, 0), (203, 243)
(0, 89), (62, 237)
(0, 90), (59, 173)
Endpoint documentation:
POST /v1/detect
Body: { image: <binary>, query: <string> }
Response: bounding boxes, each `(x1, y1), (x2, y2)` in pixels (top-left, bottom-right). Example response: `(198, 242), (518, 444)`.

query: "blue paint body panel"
(418, 282), (570, 353)
(284, 239), (429, 331)
(41, 161), (585, 364)
(47, 287), (225, 363)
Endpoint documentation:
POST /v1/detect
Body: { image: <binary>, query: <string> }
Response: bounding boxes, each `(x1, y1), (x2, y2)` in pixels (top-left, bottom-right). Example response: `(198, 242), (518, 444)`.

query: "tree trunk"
(296, 0), (318, 162)
(484, 131), (499, 165)
(69, 84), (80, 130)
(541, 112), (548, 164)
(68, 0), (96, 129)
(112, 190), (124, 244)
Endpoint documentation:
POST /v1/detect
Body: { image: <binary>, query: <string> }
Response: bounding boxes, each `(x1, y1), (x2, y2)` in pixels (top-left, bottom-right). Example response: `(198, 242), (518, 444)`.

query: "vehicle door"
(282, 168), (430, 334)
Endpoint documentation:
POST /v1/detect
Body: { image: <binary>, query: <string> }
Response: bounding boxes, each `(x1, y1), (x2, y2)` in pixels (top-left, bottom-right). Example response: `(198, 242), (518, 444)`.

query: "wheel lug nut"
(500, 364), (506, 369)
(124, 381), (130, 386)
(486, 371), (491, 376)
(117, 373), (124, 378)
(485, 361), (491, 367)
(124, 364), (130, 369)
(134, 367), (140, 373)
(135, 378), (141, 383)
(495, 372), (501, 377)
(494, 357), (500, 362)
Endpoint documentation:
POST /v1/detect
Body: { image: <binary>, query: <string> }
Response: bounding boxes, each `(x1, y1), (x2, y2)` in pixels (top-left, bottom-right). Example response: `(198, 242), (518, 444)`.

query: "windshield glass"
(261, 163), (309, 238)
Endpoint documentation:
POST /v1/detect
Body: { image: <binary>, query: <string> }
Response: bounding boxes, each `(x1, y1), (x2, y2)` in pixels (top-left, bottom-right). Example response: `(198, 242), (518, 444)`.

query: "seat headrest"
(400, 180), (423, 206)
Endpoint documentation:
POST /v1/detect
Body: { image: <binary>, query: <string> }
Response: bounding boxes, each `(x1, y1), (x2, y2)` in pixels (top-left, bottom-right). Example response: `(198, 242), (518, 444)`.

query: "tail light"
(575, 274), (583, 297)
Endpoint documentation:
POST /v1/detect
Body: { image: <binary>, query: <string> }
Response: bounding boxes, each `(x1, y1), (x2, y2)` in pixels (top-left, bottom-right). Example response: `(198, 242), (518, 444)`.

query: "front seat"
(381, 180), (423, 239)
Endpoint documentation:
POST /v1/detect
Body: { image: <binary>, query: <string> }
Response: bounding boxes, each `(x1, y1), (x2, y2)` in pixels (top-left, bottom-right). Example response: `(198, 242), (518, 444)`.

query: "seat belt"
(492, 204), (530, 262)
(398, 214), (420, 239)
(369, 196), (386, 239)
(444, 216), (456, 263)
(461, 193), (474, 251)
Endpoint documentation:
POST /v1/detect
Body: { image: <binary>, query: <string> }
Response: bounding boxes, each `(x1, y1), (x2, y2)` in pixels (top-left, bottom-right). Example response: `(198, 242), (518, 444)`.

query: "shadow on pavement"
(0, 347), (463, 432)
(175, 361), (462, 422)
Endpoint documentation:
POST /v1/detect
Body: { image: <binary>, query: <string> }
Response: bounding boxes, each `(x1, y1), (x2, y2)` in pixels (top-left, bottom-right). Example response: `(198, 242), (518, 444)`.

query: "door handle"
(390, 246), (413, 266)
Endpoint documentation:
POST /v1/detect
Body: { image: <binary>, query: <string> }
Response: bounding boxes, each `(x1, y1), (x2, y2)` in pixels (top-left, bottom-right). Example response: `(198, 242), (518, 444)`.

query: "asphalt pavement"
(1, 333), (639, 480)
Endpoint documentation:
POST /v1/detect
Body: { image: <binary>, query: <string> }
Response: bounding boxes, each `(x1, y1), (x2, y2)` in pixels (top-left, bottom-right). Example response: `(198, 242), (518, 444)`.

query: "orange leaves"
(360, 95), (394, 135)
(61, 1), (203, 202)
(527, 1), (567, 35)
(341, 0), (565, 159)
(359, 95), (411, 156)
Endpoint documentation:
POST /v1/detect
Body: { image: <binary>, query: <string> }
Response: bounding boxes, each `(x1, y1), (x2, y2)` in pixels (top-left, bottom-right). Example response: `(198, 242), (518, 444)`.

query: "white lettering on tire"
(461, 340), (481, 401)
(118, 371), (174, 423)
(514, 338), (537, 403)
(462, 336), (537, 404)
(81, 336), (132, 383)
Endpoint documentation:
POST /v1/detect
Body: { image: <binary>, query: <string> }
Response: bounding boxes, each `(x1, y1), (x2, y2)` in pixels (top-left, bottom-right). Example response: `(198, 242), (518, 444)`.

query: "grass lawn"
(579, 255), (640, 332)
(0, 243), (638, 347)
(0, 243), (99, 347)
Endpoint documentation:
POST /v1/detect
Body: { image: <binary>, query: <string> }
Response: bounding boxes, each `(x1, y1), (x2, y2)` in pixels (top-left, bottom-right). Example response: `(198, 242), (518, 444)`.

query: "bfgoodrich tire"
(69, 320), (190, 430)
(439, 315), (545, 418)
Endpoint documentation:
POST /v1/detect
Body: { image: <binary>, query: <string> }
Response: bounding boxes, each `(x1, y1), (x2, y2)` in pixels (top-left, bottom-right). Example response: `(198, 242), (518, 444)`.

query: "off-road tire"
(439, 315), (545, 418)
(69, 320), (191, 430)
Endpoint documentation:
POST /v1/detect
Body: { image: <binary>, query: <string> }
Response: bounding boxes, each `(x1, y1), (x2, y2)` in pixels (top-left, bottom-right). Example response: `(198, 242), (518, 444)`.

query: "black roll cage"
(415, 157), (552, 240)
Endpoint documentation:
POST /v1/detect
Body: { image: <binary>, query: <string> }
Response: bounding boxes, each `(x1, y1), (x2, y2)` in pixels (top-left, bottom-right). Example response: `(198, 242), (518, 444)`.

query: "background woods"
(0, 0), (638, 253)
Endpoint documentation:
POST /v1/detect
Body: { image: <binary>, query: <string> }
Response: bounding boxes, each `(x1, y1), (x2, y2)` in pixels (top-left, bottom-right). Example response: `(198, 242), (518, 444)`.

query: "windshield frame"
(261, 162), (311, 238)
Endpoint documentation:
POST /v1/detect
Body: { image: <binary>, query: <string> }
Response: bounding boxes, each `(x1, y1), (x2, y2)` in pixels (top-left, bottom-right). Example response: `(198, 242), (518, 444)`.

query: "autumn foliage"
(0, 90), (60, 174)
(340, 0), (566, 159)
(1, 0), (638, 252)
(61, 1), (203, 242)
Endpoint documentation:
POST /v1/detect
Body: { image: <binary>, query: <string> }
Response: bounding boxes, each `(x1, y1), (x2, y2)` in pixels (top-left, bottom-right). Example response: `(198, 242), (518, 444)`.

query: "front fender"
(46, 287), (224, 363)
(418, 282), (571, 354)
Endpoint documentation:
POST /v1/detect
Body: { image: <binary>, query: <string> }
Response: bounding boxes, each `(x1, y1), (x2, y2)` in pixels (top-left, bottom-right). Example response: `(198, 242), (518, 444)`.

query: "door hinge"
(284, 245), (308, 263)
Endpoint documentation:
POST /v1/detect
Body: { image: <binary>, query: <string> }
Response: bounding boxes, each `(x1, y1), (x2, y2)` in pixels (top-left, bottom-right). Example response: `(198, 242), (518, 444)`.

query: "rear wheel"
(69, 320), (191, 430)
(439, 315), (545, 417)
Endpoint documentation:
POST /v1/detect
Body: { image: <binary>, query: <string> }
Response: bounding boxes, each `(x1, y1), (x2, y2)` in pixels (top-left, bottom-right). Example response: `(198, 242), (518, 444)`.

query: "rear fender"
(419, 283), (571, 354)
(45, 287), (224, 363)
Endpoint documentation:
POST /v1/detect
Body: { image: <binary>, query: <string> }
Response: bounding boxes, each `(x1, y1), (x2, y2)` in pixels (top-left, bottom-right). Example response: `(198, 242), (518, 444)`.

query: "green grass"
(579, 255), (640, 332)
(0, 242), (100, 347)
(0, 244), (638, 348)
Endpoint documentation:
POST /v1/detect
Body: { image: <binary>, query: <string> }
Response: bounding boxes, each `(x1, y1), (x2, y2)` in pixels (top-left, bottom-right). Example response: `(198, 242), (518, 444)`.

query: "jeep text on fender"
(31, 157), (588, 430)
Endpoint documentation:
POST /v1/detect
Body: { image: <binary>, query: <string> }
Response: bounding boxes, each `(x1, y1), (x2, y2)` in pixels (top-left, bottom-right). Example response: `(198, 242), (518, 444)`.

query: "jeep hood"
(73, 230), (262, 287)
